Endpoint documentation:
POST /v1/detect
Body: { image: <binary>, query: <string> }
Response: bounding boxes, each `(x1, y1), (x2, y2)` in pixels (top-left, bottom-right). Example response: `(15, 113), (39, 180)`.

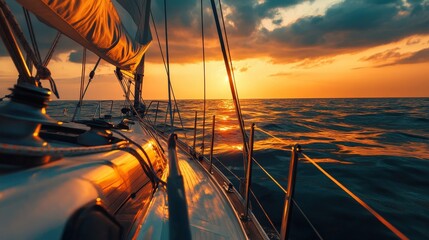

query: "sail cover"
(16, 0), (151, 72)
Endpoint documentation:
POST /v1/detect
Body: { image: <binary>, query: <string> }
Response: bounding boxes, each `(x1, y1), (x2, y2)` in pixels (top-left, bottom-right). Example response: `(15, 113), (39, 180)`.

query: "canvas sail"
(16, 0), (151, 72)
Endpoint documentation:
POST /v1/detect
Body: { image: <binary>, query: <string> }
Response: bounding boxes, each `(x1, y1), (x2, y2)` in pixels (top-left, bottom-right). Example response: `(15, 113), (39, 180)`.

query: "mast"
(209, 0), (249, 184)
(0, 1), (33, 85)
(132, 0), (152, 113)
(134, 55), (145, 111)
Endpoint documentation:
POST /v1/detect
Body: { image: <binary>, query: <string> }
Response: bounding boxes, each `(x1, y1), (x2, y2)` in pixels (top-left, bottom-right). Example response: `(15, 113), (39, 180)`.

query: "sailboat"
(0, 0), (271, 239)
(0, 0), (410, 239)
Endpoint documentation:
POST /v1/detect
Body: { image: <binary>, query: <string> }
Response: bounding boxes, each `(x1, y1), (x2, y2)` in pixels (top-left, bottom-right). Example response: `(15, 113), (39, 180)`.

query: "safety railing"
(143, 100), (187, 138)
(93, 100), (114, 120)
(188, 112), (409, 240)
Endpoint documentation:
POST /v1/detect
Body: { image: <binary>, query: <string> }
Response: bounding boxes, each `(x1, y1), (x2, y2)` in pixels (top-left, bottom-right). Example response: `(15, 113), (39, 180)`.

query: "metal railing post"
(154, 101), (160, 125)
(192, 111), (197, 156)
(163, 103), (169, 132)
(280, 144), (301, 239)
(209, 115), (216, 172)
(241, 123), (255, 221)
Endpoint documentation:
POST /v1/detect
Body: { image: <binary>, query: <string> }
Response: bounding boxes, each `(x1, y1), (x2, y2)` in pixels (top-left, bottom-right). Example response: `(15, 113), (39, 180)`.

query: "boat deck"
(134, 139), (249, 239)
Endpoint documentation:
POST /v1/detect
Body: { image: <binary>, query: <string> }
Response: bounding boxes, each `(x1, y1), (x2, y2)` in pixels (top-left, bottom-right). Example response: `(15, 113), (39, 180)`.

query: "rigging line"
(211, 155), (241, 181)
(0, 1), (40, 71)
(22, 8), (41, 64)
(217, 0), (241, 111)
(170, 88), (188, 139)
(150, 11), (168, 74)
(150, 10), (185, 136)
(43, 32), (61, 67)
(292, 199), (324, 240)
(163, 0), (174, 131)
(22, 10), (61, 98)
(217, 0), (245, 136)
(255, 126), (294, 148)
(113, 70), (165, 153)
(81, 57), (101, 99)
(72, 48), (86, 122)
(122, 91), (166, 154)
(201, 0), (207, 156)
(301, 152), (409, 240)
(252, 156), (287, 194)
(253, 127), (402, 237)
(80, 48), (86, 102)
(210, 0), (249, 159)
(249, 189), (280, 236)
(111, 129), (164, 186)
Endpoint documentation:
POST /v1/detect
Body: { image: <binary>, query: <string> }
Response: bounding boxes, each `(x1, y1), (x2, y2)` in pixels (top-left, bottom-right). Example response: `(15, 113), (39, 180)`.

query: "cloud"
(406, 37), (421, 45)
(269, 72), (294, 77)
(360, 48), (403, 63)
(2, 0), (429, 67)
(294, 57), (335, 68)
(239, 66), (248, 72)
(385, 47), (429, 66)
(369, 47), (429, 67)
(258, 0), (429, 61)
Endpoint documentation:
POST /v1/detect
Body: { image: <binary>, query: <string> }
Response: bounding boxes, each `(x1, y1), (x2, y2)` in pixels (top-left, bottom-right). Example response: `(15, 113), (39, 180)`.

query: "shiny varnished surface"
(0, 121), (164, 239)
(134, 138), (248, 239)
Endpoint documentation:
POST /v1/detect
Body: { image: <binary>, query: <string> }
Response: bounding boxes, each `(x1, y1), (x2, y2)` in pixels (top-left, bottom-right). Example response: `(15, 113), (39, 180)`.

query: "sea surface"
(47, 98), (429, 239)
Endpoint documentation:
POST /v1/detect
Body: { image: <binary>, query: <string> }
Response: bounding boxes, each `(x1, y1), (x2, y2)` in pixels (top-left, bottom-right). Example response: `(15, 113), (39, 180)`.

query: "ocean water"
(47, 98), (429, 239)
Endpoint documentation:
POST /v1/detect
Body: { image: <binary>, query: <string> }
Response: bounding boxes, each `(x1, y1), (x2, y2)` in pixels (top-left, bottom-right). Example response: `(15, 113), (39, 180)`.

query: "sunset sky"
(0, 0), (428, 100)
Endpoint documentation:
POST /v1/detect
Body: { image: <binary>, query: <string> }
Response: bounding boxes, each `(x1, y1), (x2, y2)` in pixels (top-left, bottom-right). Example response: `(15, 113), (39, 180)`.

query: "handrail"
(194, 121), (408, 239)
(166, 134), (191, 240)
(280, 144), (300, 239)
(93, 100), (113, 119)
(241, 123), (255, 221)
(300, 152), (408, 240)
(251, 127), (409, 240)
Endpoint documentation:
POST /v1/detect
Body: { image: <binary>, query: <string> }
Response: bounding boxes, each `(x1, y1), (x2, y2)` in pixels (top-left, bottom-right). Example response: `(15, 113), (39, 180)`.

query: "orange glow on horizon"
(0, 35), (428, 100)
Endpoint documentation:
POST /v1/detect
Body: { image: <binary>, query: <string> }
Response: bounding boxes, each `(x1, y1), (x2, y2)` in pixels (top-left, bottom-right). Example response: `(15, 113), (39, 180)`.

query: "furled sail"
(16, 0), (151, 72)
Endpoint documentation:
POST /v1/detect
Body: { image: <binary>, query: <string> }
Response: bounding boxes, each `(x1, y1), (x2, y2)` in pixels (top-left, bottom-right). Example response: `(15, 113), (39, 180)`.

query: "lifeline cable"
(252, 125), (407, 239)
(301, 152), (408, 240)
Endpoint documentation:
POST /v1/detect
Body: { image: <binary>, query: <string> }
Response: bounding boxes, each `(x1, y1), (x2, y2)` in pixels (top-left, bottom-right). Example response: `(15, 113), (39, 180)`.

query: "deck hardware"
(223, 182), (234, 193)
(280, 144), (301, 239)
(0, 84), (60, 166)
